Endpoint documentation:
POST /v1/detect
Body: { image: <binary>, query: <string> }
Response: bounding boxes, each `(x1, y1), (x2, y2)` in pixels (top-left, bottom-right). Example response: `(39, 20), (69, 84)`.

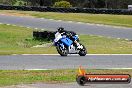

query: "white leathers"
(54, 32), (62, 43)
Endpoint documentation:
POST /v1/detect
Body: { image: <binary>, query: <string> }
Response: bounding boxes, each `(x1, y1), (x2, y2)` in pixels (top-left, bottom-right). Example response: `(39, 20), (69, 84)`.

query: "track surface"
(0, 55), (132, 70)
(0, 55), (131, 88)
(1, 82), (131, 88)
(0, 14), (132, 39)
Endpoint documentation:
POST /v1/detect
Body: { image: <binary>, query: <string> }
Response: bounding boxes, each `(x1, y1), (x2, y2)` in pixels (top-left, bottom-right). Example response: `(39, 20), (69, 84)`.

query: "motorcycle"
(53, 32), (87, 56)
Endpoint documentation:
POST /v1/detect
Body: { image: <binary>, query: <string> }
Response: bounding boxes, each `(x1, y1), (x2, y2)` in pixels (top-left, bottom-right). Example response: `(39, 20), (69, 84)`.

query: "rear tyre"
(56, 45), (68, 56)
(78, 44), (87, 56)
(76, 76), (87, 86)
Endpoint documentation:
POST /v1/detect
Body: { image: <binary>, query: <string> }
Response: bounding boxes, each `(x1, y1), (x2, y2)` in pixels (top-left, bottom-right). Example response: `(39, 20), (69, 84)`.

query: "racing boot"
(77, 43), (83, 50)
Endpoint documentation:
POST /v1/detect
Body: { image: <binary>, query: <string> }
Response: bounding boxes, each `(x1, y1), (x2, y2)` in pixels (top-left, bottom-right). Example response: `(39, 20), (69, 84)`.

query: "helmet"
(58, 27), (64, 33)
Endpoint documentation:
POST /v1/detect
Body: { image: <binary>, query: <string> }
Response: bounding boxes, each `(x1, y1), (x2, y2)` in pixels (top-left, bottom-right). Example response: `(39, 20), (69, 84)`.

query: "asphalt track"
(0, 55), (132, 88)
(0, 14), (132, 39)
(0, 55), (132, 70)
(2, 82), (132, 88)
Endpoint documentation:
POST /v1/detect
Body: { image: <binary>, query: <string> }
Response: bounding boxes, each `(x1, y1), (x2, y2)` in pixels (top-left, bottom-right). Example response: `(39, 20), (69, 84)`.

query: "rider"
(57, 27), (82, 49)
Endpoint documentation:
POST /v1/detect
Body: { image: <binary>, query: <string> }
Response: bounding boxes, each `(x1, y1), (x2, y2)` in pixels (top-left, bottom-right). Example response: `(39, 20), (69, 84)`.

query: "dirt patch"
(32, 43), (52, 48)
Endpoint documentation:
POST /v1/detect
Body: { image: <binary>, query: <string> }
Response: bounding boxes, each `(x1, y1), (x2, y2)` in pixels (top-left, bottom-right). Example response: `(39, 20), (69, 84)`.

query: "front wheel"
(78, 44), (87, 56)
(76, 76), (87, 86)
(56, 45), (68, 56)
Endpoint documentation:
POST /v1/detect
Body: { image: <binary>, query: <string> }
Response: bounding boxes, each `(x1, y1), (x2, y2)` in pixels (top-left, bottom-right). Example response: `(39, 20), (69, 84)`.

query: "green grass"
(0, 24), (132, 54)
(0, 10), (132, 27)
(0, 69), (132, 87)
(0, 24), (56, 55)
(80, 35), (132, 54)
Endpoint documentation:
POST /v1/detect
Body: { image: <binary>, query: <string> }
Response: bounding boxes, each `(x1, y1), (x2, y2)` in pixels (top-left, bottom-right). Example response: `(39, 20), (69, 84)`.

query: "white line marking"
(87, 23), (94, 25)
(57, 20), (62, 22)
(113, 26), (120, 29)
(125, 39), (129, 41)
(12, 54), (18, 55)
(104, 68), (132, 70)
(27, 27), (30, 29)
(41, 29), (45, 30)
(6, 24), (10, 26)
(88, 54), (132, 55)
(96, 24), (104, 26)
(21, 68), (132, 70)
(112, 26), (128, 29)
(35, 28), (38, 30)
(12, 54), (132, 56)
(68, 21), (73, 23)
(49, 19), (54, 20)
(117, 38), (121, 40)
(26, 69), (52, 70)
(21, 54), (59, 55)
(77, 22), (83, 24)
(12, 25), (16, 26)
(40, 18), (44, 19)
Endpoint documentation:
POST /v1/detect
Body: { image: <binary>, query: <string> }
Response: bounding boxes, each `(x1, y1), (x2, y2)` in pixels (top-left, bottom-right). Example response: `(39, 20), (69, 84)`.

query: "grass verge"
(0, 24), (56, 55)
(0, 69), (132, 87)
(0, 24), (132, 54)
(0, 10), (132, 27)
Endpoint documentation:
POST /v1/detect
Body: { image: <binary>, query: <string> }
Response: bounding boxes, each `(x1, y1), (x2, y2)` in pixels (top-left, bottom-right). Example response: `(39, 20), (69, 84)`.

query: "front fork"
(59, 43), (65, 49)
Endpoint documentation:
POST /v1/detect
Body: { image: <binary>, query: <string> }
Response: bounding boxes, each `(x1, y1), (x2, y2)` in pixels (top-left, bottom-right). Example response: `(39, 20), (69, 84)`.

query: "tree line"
(0, 0), (132, 9)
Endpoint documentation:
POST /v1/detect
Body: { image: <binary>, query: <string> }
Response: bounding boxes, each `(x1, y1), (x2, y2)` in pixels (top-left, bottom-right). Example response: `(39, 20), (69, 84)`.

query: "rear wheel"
(78, 44), (87, 56)
(56, 45), (68, 56)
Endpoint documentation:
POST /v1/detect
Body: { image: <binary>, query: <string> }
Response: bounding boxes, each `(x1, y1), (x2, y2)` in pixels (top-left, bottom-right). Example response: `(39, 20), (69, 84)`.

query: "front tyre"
(56, 45), (68, 56)
(78, 44), (87, 56)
